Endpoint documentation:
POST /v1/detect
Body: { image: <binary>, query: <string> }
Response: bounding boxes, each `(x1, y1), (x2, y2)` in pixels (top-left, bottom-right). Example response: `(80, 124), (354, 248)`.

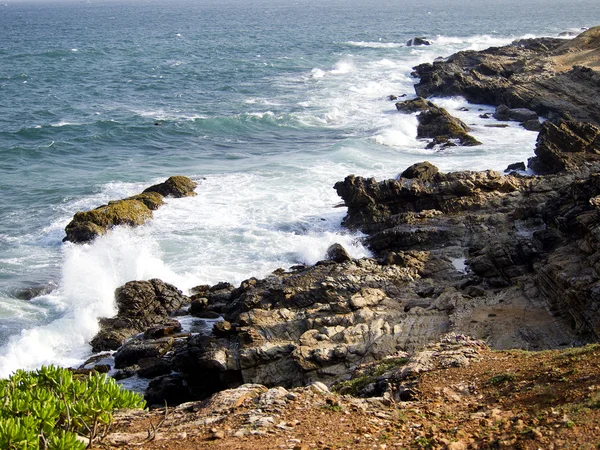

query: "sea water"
(1, 0), (599, 377)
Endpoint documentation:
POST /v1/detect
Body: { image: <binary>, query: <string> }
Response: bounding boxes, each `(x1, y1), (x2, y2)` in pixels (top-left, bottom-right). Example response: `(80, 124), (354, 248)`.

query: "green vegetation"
(333, 357), (409, 396)
(488, 372), (517, 385)
(0, 365), (146, 449)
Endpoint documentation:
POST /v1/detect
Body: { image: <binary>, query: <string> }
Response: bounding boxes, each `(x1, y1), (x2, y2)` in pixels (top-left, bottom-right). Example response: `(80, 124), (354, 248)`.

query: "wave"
(344, 41), (405, 49)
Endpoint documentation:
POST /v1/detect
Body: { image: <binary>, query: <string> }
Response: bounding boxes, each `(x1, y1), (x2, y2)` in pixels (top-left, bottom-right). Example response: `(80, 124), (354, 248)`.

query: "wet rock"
(113, 339), (173, 369)
(142, 175), (197, 198)
(91, 279), (189, 352)
(406, 37), (432, 46)
(521, 119), (542, 131)
(504, 162), (526, 173)
(137, 357), (172, 379)
(493, 105), (538, 123)
(64, 199), (153, 244)
(396, 97), (481, 147)
(325, 243), (352, 263)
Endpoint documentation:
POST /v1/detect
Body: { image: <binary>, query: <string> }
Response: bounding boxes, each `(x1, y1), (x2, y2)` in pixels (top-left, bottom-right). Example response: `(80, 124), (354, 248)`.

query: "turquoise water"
(1, 0), (599, 375)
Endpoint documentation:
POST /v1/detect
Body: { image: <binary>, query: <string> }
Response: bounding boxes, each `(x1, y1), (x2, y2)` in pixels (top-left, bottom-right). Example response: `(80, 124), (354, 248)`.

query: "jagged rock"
(528, 120), (600, 174)
(142, 175), (197, 198)
(396, 97), (481, 147)
(325, 243), (352, 263)
(91, 279), (189, 352)
(63, 176), (196, 243)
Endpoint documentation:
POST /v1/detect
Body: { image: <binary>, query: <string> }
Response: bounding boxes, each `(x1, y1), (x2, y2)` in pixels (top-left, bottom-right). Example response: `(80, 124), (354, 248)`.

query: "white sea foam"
(345, 41), (404, 49)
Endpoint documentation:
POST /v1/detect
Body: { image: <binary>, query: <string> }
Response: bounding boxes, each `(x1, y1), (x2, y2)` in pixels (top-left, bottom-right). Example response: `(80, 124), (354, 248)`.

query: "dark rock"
(521, 119), (542, 131)
(113, 339), (173, 369)
(145, 374), (191, 407)
(388, 95), (398, 101)
(137, 357), (172, 379)
(504, 162), (526, 173)
(325, 243), (352, 263)
(142, 175), (197, 198)
(412, 28), (600, 125)
(479, 113), (491, 119)
(11, 281), (57, 300)
(213, 320), (234, 337)
(143, 320), (183, 339)
(396, 97), (482, 147)
(527, 120), (600, 174)
(91, 279), (189, 352)
(493, 105), (538, 123)
(406, 37), (432, 46)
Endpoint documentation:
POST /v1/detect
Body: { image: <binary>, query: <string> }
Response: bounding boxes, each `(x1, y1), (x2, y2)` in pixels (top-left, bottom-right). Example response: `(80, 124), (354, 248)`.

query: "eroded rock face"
(91, 279), (189, 352)
(395, 97), (482, 147)
(528, 120), (600, 174)
(63, 176), (196, 243)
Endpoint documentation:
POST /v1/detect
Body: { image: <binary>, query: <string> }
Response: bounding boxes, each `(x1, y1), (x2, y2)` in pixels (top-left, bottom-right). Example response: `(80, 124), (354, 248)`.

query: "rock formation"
(395, 97), (482, 147)
(64, 176), (197, 243)
(412, 27), (600, 125)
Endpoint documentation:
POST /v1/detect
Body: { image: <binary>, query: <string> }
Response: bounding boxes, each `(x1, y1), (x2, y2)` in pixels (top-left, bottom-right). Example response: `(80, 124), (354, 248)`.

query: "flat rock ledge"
(63, 175), (197, 243)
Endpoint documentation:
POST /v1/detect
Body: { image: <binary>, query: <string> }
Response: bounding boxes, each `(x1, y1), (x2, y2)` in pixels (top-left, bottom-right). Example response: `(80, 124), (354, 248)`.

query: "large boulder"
(91, 279), (189, 351)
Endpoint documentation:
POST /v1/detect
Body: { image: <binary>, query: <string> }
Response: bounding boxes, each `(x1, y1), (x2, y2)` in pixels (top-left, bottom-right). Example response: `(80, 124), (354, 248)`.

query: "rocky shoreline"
(69, 28), (600, 416)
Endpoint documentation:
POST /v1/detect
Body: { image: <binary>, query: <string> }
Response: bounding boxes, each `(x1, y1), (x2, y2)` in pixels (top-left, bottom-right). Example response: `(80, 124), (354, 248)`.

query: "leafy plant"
(0, 365), (146, 449)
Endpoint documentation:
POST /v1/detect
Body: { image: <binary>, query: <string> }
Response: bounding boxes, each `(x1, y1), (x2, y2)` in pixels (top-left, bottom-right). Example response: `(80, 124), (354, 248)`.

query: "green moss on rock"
(143, 175), (197, 198)
(63, 176), (197, 244)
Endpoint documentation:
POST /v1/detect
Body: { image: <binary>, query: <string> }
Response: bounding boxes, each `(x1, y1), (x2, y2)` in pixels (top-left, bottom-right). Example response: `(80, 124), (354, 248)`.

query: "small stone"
(447, 441), (468, 450)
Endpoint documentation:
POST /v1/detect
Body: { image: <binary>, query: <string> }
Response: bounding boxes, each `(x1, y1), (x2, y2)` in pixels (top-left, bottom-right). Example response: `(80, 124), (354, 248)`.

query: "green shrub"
(0, 365), (146, 449)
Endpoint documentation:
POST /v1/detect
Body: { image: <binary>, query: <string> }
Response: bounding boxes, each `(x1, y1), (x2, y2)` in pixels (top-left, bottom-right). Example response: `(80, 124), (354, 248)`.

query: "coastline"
(4, 23), (600, 449)
(72, 26), (600, 397)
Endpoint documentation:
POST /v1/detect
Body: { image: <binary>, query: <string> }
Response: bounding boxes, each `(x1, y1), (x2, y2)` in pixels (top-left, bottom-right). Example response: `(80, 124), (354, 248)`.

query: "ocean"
(1, 0), (599, 378)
